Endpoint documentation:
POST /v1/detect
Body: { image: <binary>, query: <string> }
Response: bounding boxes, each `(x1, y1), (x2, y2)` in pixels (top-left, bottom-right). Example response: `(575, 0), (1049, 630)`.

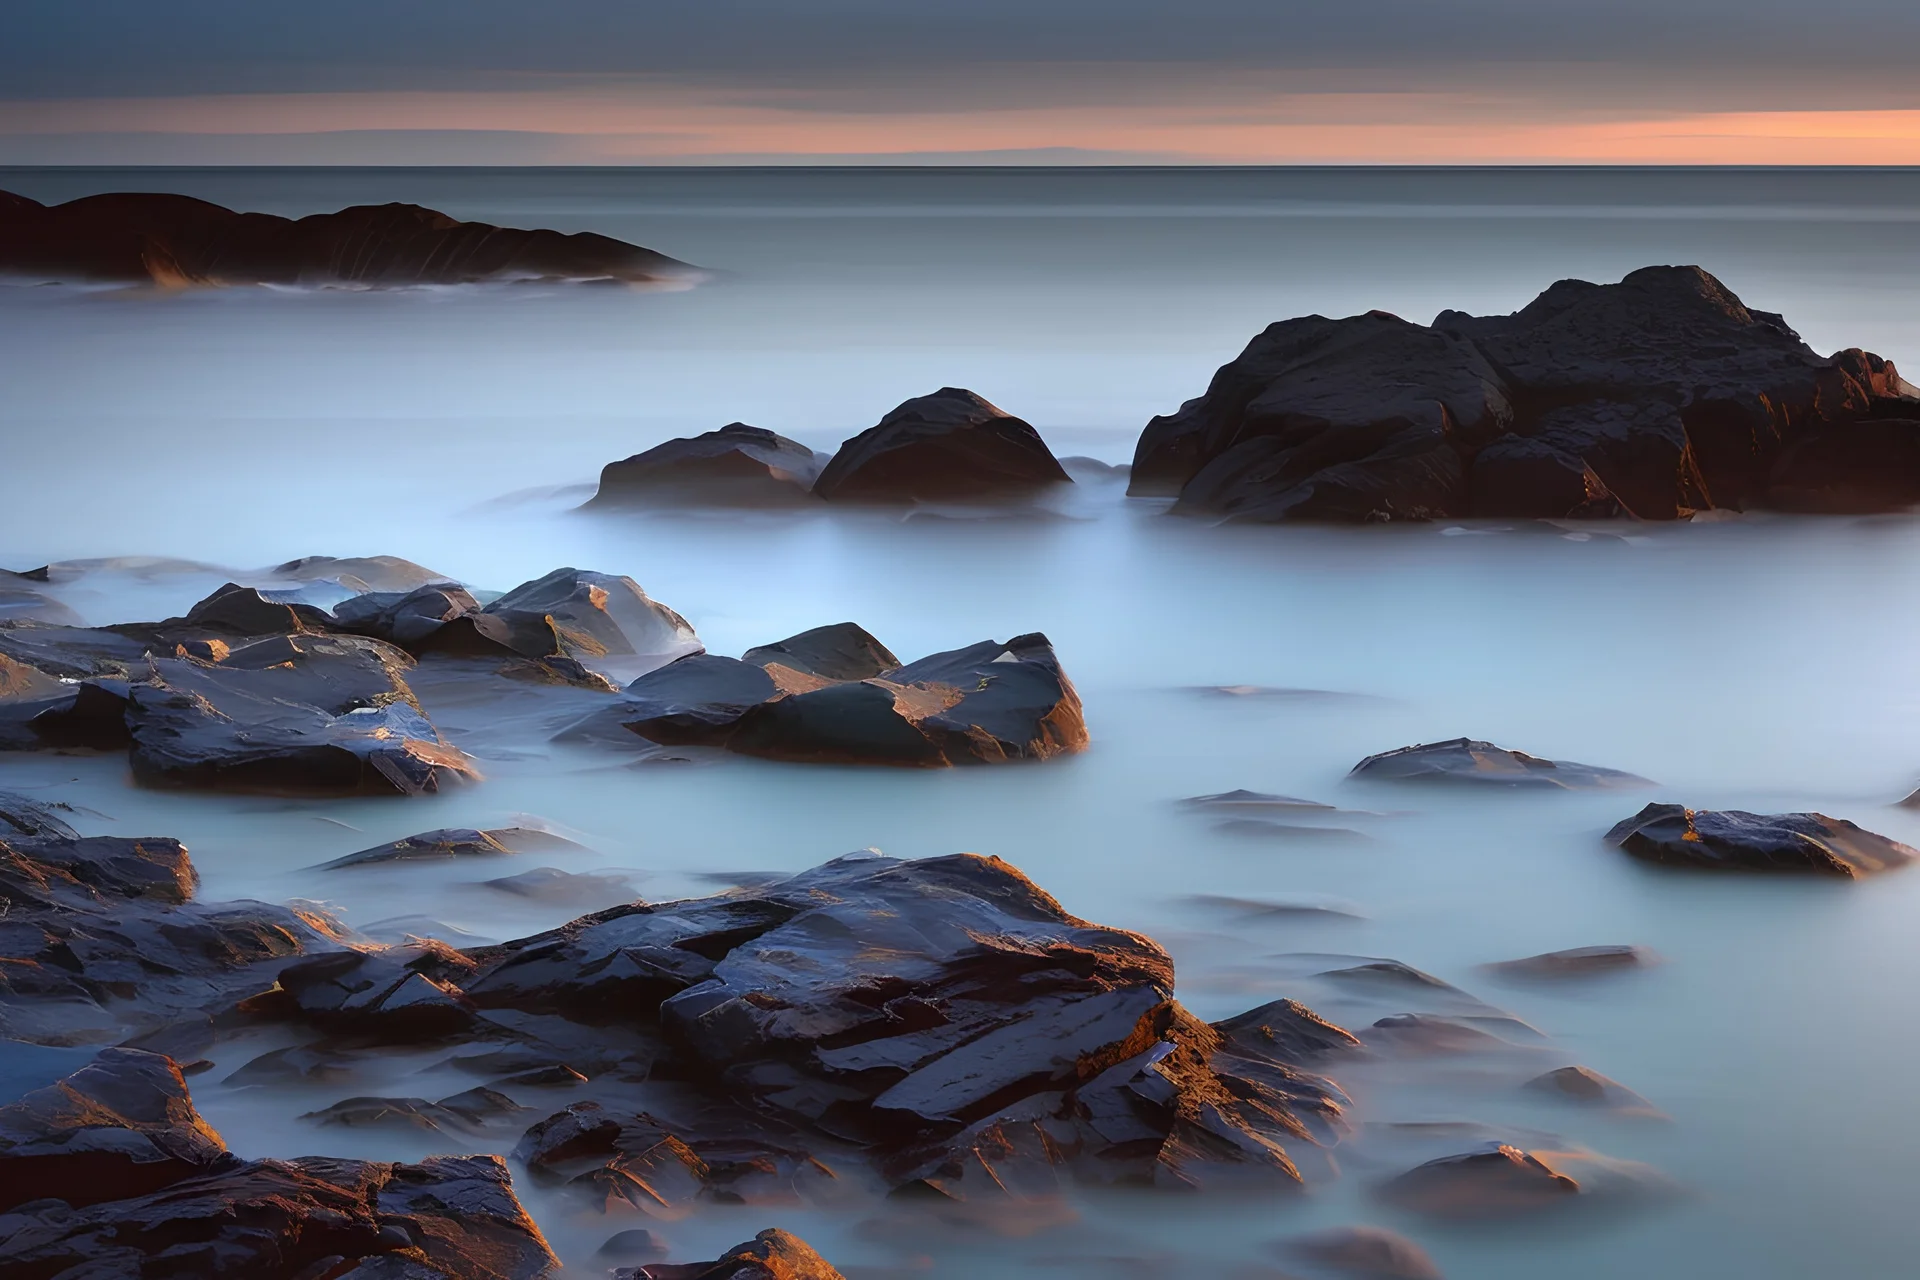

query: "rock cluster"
(0, 189), (696, 287)
(1131, 266), (1920, 520)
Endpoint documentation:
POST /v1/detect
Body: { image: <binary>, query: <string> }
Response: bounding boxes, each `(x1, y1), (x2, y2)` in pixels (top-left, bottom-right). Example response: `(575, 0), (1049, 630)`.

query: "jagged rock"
(1214, 999), (1364, 1062)
(334, 583), (484, 648)
(1606, 803), (1915, 876)
(1132, 265), (1920, 519)
(617, 1229), (842, 1280)
(0, 620), (153, 679)
(0, 667), (132, 752)
(0, 187), (693, 288)
(1523, 1065), (1656, 1112)
(813, 388), (1072, 503)
(418, 568), (701, 674)
(0, 827), (347, 1046)
(1350, 738), (1646, 789)
(590, 424), (825, 507)
(0, 1048), (232, 1211)
(728, 632), (1087, 766)
(318, 826), (580, 870)
(1283, 1225), (1444, 1279)
(124, 636), (476, 795)
(742, 622), (899, 682)
(1484, 945), (1657, 981)
(0, 1151), (558, 1278)
(253, 941), (479, 1042)
(301, 1088), (526, 1134)
(175, 581), (336, 637)
(1378, 1143), (1581, 1218)
(0, 791), (79, 841)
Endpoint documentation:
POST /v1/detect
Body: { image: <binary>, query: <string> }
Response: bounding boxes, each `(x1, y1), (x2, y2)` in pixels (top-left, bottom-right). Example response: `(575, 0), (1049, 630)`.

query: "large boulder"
(0, 188), (693, 288)
(589, 424), (825, 507)
(1133, 265), (1920, 520)
(813, 388), (1072, 503)
(125, 637), (476, 795)
(1350, 738), (1647, 790)
(1606, 803), (1916, 876)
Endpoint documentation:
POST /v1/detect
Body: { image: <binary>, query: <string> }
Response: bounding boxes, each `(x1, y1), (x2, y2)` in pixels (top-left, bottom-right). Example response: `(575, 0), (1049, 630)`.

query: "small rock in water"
(317, 825), (579, 869)
(1282, 1224), (1444, 1279)
(812, 387), (1072, 504)
(1483, 944), (1658, 981)
(588, 423), (824, 508)
(1214, 817), (1370, 841)
(483, 865), (643, 906)
(598, 1226), (669, 1260)
(1607, 803), (1916, 876)
(1184, 893), (1362, 921)
(1524, 1065), (1659, 1113)
(1181, 789), (1337, 811)
(1379, 1143), (1582, 1219)
(1350, 738), (1648, 789)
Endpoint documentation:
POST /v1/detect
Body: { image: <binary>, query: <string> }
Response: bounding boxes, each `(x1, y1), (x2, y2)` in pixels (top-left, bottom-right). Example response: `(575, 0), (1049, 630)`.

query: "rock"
(223, 1043), (357, 1088)
(1378, 1143), (1581, 1218)
(0, 791), (80, 841)
(482, 866), (642, 907)
(318, 826), (580, 870)
(1362, 1015), (1513, 1056)
(124, 637), (476, 796)
(0, 669), (133, 752)
(176, 581), (336, 637)
(1606, 803), (1915, 876)
(271, 555), (456, 593)
(599, 1227), (668, 1261)
(0, 574), (82, 627)
(418, 568), (701, 675)
(1484, 945), (1657, 981)
(358, 916), (500, 947)
(617, 1228), (843, 1280)
(0, 1048), (232, 1211)
(1283, 1225), (1444, 1279)
(1350, 738), (1647, 789)
(1212, 818), (1369, 842)
(813, 388), (1072, 503)
(0, 1151), (558, 1278)
(590, 424), (825, 507)
(1523, 1065), (1656, 1112)
(1180, 790), (1336, 812)
(1131, 265), (1920, 519)
(0, 620), (153, 679)
(0, 187), (693, 288)
(1214, 999), (1364, 1061)
(742, 622), (900, 682)
(256, 942), (479, 1042)
(300, 1087), (526, 1135)
(1059, 455), (1130, 481)
(334, 583), (485, 649)
(585, 654), (789, 747)
(727, 632), (1087, 767)
(1184, 894), (1362, 922)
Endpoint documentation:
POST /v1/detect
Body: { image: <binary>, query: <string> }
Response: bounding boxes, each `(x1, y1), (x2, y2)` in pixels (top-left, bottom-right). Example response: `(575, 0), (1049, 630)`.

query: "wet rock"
(223, 1043), (358, 1088)
(319, 826), (580, 870)
(743, 622), (900, 682)
(271, 555), (455, 593)
(175, 581), (337, 637)
(1379, 1143), (1580, 1218)
(0, 1151), (558, 1278)
(600, 1227), (669, 1261)
(0, 1048), (232, 1211)
(420, 568), (701, 674)
(1214, 999), (1364, 1062)
(617, 1228), (843, 1280)
(0, 187), (691, 288)
(301, 1086), (526, 1135)
(813, 388), (1072, 504)
(358, 916), (500, 948)
(482, 866), (642, 907)
(577, 654), (789, 747)
(1524, 1065), (1656, 1112)
(0, 620), (153, 680)
(1484, 944), (1657, 981)
(727, 632), (1087, 766)
(0, 669), (132, 752)
(1350, 738), (1647, 789)
(1283, 1225), (1444, 1280)
(1607, 803), (1916, 876)
(1362, 1015), (1514, 1056)
(1133, 265), (1920, 519)
(0, 790), (79, 841)
(256, 942), (479, 1042)
(590, 424), (825, 507)
(334, 583), (485, 648)
(125, 637), (476, 796)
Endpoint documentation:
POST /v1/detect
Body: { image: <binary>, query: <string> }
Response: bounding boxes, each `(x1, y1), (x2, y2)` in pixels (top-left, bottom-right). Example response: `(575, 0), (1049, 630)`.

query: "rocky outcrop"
(1606, 803), (1916, 876)
(1133, 266), (1920, 520)
(1350, 738), (1647, 789)
(813, 388), (1072, 503)
(0, 188), (694, 288)
(589, 425), (825, 507)
(618, 1229), (844, 1280)
(568, 628), (1087, 767)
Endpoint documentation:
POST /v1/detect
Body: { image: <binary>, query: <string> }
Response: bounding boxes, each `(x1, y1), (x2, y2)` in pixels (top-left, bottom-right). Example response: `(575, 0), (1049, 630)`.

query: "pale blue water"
(4, 166), (1920, 1278)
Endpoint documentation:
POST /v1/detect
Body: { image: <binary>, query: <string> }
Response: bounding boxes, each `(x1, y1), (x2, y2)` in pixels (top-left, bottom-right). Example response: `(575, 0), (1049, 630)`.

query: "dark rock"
(493, 1064), (591, 1089)
(0, 1151), (558, 1278)
(1378, 1143), (1580, 1218)
(727, 632), (1087, 767)
(1523, 1065), (1655, 1112)
(1214, 999), (1364, 1062)
(1350, 738), (1647, 789)
(617, 1228), (843, 1280)
(582, 654), (788, 747)
(0, 671), (133, 752)
(1133, 265), (1920, 520)
(1362, 1015), (1513, 1056)
(272, 555), (455, 593)
(599, 1227), (668, 1261)
(178, 581), (336, 637)
(1181, 790), (1336, 812)
(1283, 1225), (1444, 1279)
(334, 583), (484, 649)
(1059, 455), (1130, 481)
(125, 637), (476, 796)
(318, 826), (580, 870)
(0, 575), (82, 627)
(223, 1043), (357, 1088)
(1484, 945), (1657, 981)
(742, 622), (900, 682)
(300, 1095), (485, 1135)
(813, 388), (1072, 503)
(357, 916), (499, 948)
(1606, 803), (1915, 876)
(0, 621), (153, 680)
(482, 866), (641, 907)
(0, 187), (692, 288)
(257, 942), (479, 1042)
(438, 1087), (532, 1124)
(0, 791), (79, 841)
(1184, 894), (1362, 922)
(418, 568), (701, 673)
(590, 424), (824, 507)
(0, 1048), (232, 1212)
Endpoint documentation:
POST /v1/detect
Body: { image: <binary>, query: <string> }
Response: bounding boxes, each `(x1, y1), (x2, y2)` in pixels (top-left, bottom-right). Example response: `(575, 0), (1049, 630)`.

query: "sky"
(7, 1), (1920, 165)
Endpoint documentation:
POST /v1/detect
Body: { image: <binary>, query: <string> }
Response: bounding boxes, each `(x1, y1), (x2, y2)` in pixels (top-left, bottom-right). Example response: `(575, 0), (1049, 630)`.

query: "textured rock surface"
(590, 425), (825, 507)
(618, 1228), (844, 1280)
(0, 188), (692, 287)
(1350, 738), (1647, 790)
(1132, 265), (1920, 520)
(1606, 803), (1916, 876)
(1379, 1143), (1581, 1218)
(318, 826), (580, 870)
(422, 568), (702, 673)
(814, 388), (1072, 503)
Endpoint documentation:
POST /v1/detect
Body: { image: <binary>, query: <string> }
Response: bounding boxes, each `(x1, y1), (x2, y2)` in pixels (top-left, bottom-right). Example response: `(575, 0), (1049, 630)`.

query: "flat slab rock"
(1607, 803), (1916, 876)
(1350, 738), (1648, 790)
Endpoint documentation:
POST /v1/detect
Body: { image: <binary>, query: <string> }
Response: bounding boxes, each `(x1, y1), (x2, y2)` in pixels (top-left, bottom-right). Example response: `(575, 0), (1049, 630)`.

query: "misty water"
(5, 166), (1920, 1278)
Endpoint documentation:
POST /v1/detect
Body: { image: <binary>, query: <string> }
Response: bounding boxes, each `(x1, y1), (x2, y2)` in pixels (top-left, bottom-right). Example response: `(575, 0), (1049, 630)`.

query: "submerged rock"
(1132, 265), (1920, 520)
(1283, 1225), (1444, 1280)
(813, 388), (1072, 503)
(1378, 1143), (1581, 1218)
(0, 789), (80, 840)
(318, 826), (580, 870)
(616, 1228), (843, 1280)
(1350, 738), (1647, 789)
(590, 424), (825, 507)
(1606, 803), (1916, 876)
(420, 568), (702, 674)
(1523, 1065), (1657, 1112)
(0, 187), (693, 288)
(1484, 944), (1657, 981)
